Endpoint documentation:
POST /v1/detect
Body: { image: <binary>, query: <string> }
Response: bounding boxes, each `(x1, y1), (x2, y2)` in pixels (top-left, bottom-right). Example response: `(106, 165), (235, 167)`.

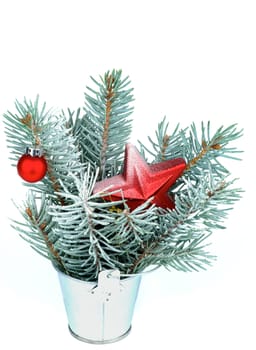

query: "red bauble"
(17, 154), (47, 183)
(93, 143), (186, 210)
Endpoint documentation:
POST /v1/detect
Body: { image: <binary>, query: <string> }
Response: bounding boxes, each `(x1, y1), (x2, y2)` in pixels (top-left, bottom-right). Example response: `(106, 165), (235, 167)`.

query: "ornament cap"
(25, 146), (43, 157)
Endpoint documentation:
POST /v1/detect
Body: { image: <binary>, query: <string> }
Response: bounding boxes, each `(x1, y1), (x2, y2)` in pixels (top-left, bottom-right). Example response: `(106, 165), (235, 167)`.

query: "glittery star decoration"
(93, 143), (186, 210)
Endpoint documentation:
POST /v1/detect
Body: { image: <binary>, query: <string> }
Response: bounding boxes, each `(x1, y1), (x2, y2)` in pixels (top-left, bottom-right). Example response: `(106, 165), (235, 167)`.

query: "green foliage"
(64, 69), (134, 179)
(11, 192), (57, 261)
(3, 70), (243, 281)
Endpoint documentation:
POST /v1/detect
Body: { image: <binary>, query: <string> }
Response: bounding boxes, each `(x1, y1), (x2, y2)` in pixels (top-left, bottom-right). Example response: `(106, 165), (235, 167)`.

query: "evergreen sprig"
(3, 70), (243, 281)
(67, 69), (134, 179)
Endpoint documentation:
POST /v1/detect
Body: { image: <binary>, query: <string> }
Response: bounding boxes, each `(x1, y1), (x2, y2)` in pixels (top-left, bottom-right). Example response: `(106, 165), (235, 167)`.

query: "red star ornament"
(93, 143), (186, 211)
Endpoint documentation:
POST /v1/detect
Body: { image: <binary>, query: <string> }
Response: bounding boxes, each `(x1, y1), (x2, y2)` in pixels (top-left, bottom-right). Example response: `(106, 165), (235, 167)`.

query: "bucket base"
(68, 325), (132, 344)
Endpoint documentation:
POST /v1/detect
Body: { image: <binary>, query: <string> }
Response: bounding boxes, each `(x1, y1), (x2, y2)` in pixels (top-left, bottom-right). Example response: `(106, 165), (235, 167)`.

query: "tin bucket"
(57, 269), (142, 344)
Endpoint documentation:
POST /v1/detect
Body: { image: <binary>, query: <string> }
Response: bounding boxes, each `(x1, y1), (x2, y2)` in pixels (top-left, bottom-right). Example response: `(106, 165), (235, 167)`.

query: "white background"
(0, 1), (255, 349)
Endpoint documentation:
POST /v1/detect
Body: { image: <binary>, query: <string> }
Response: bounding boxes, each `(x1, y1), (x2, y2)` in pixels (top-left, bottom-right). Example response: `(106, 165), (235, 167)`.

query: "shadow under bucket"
(57, 269), (142, 344)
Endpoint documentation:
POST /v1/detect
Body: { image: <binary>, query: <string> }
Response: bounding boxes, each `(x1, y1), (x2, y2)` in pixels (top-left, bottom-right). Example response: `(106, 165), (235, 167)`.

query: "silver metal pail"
(56, 269), (142, 344)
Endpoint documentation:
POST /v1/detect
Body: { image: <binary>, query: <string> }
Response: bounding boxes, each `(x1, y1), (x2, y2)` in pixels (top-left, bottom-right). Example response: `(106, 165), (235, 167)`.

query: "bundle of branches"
(4, 70), (243, 281)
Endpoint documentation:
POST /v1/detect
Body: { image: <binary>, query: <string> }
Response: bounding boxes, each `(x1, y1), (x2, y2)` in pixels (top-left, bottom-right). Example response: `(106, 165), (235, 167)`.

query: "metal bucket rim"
(53, 265), (143, 286)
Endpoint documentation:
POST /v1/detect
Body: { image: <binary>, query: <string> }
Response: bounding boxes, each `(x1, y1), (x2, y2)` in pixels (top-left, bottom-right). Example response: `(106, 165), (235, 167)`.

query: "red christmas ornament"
(17, 147), (47, 183)
(93, 143), (186, 210)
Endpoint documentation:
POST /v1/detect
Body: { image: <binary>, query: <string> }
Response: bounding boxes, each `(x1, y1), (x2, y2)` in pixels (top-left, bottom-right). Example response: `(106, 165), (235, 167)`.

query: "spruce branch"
(11, 192), (67, 273)
(185, 122), (243, 172)
(100, 73), (115, 174)
(81, 69), (134, 178)
(4, 96), (49, 161)
(129, 171), (242, 274)
(138, 117), (187, 162)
